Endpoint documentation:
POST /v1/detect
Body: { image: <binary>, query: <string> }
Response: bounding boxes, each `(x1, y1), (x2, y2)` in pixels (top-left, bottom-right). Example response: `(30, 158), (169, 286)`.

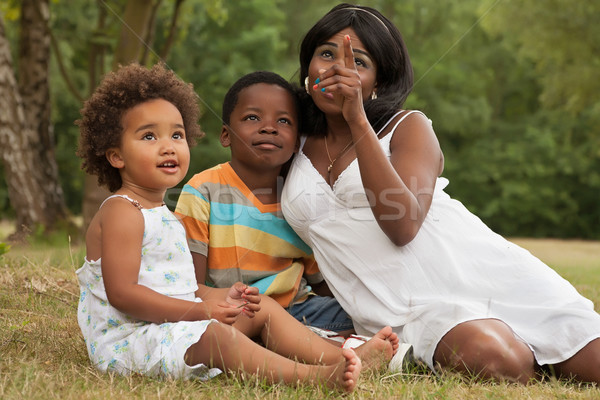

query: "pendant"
(327, 164), (333, 173)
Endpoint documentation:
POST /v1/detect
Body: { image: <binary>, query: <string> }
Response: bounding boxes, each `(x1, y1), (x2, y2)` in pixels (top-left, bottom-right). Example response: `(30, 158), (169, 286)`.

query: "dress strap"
(298, 135), (308, 151)
(376, 110), (406, 136)
(299, 110), (427, 150)
(376, 110), (426, 137)
(99, 194), (143, 210)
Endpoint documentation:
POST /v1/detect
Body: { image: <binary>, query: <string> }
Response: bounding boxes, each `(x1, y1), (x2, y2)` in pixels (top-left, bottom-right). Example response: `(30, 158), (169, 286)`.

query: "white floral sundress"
(76, 195), (221, 379)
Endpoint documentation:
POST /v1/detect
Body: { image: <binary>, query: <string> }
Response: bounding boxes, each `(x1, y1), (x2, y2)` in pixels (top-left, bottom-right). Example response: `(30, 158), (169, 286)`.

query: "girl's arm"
(318, 35), (443, 246)
(100, 199), (244, 324)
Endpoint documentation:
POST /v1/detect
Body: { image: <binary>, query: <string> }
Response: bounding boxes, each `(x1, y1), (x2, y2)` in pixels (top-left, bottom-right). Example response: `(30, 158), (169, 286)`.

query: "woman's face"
(307, 27), (377, 115)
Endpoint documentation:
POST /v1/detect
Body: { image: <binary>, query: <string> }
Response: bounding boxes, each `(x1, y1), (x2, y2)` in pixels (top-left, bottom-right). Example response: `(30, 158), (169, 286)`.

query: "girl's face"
(107, 98), (190, 194)
(221, 83), (298, 175)
(307, 27), (377, 115)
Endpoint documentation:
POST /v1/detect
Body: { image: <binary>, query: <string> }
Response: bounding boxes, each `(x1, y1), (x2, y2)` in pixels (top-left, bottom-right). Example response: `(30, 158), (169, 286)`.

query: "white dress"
(77, 195), (221, 379)
(281, 111), (600, 369)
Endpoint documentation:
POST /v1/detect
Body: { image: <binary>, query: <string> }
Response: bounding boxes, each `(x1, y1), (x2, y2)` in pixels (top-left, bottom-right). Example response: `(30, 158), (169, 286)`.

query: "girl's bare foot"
(354, 326), (399, 370)
(324, 348), (361, 392)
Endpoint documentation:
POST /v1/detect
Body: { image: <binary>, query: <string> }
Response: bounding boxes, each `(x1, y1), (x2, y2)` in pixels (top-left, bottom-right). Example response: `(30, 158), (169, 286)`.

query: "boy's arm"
(175, 179), (212, 294)
(192, 252), (224, 299)
(192, 251), (208, 291)
(192, 252), (260, 310)
(175, 179), (231, 300)
(193, 251), (260, 317)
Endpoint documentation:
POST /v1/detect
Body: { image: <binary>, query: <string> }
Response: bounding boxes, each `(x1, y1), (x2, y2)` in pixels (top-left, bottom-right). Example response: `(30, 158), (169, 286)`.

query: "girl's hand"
(226, 282), (261, 318)
(314, 34), (367, 125)
(198, 299), (244, 325)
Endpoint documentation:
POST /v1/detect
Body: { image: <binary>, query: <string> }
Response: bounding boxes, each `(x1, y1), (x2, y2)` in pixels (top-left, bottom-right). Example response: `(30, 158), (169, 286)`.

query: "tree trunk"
(82, 0), (158, 231)
(113, 0), (156, 67)
(18, 0), (68, 229)
(0, 15), (48, 239)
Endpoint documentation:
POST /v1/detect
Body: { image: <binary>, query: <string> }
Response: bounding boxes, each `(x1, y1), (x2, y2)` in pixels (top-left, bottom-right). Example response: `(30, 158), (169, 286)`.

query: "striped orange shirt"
(175, 163), (321, 308)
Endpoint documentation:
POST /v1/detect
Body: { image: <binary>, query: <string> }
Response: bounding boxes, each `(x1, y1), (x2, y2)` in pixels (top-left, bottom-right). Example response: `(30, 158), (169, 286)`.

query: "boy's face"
(221, 83), (298, 174)
(106, 98), (190, 192)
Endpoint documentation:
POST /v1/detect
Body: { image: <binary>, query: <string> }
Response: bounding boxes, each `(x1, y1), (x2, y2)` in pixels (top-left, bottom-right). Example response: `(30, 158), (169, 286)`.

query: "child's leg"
(350, 326), (401, 369)
(233, 295), (397, 369)
(185, 322), (362, 392)
(233, 295), (340, 364)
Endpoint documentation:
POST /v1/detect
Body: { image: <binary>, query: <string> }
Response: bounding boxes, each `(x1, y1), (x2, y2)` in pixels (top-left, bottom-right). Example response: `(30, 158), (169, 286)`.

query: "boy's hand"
(226, 282), (261, 318)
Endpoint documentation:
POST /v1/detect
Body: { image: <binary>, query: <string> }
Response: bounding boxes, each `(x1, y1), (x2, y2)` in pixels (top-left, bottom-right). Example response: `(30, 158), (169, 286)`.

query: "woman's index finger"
(343, 34), (356, 70)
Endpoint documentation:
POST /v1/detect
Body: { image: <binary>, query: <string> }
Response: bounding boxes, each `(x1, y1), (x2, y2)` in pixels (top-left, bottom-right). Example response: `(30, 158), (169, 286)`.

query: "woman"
(281, 3), (600, 384)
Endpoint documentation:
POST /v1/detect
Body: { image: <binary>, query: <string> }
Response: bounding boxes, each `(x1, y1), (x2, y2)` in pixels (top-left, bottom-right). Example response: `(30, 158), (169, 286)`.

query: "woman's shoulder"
(384, 109), (443, 173)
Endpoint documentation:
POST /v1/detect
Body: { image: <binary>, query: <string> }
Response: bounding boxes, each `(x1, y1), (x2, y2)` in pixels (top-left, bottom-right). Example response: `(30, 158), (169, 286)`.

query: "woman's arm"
(353, 112), (442, 245)
(319, 35), (443, 245)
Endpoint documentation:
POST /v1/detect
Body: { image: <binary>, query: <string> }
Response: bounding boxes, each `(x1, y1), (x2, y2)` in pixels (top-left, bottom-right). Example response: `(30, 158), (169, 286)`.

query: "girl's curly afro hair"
(76, 63), (204, 192)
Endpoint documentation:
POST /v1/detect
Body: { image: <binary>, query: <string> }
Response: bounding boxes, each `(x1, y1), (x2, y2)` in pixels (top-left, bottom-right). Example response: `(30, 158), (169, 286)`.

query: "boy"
(175, 71), (354, 336)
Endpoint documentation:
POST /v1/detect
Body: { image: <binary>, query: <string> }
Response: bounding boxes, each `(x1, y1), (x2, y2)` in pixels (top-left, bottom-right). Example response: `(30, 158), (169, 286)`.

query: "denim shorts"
(287, 295), (354, 332)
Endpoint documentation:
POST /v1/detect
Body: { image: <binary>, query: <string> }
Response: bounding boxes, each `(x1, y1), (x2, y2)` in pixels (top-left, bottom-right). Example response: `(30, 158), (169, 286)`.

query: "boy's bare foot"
(354, 326), (399, 370)
(325, 348), (361, 392)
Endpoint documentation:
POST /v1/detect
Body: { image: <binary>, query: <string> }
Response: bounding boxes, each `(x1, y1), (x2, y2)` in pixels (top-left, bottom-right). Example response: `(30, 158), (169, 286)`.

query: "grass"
(1, 227), (599, 399)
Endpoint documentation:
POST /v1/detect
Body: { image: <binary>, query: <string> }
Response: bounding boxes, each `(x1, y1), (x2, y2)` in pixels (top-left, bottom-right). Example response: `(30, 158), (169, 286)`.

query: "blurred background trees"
(0, 0), (67, 240)
(0, 0), (598, 240)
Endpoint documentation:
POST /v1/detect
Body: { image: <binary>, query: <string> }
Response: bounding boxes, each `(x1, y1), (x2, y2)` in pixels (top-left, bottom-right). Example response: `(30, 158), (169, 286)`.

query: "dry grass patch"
(1, 236), (599, 399)
(510, 238), (600, 270)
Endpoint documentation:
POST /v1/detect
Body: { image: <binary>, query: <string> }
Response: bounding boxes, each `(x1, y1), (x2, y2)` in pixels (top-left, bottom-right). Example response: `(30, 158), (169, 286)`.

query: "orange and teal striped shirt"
(175, 162), (321, 308)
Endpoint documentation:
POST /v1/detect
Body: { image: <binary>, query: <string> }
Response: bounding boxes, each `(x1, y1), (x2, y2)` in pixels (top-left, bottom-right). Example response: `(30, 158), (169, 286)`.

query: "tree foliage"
(1, 0), (599, 239)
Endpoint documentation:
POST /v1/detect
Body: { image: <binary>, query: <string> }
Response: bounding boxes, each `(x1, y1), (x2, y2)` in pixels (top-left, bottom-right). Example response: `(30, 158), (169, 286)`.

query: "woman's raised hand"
(340, 34), (367, 123)
(315, 35), (368, 125)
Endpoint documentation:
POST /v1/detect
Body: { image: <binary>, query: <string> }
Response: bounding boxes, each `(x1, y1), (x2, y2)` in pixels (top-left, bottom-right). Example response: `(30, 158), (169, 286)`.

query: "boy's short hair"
(76, 63), (203, 192)
(221, 71), (300, 126)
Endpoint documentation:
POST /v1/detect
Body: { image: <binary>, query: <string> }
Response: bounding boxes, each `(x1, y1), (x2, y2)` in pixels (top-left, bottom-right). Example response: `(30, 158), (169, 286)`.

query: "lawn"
(1, 229), (599, 399)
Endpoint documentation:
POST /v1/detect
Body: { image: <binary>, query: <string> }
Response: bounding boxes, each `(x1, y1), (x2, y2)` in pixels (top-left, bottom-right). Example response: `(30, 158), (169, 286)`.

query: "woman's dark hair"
(76, 63), (203, 192)
(298, 3), (414, 135)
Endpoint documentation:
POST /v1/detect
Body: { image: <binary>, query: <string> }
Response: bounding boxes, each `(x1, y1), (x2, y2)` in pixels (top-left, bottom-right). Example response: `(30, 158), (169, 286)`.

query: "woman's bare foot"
(354, 326), (399, 370)
(324, 348), (362, 392)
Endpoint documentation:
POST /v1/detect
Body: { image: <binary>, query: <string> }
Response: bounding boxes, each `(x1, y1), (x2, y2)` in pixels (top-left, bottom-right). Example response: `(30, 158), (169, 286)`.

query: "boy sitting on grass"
(175, 71), (354, 337)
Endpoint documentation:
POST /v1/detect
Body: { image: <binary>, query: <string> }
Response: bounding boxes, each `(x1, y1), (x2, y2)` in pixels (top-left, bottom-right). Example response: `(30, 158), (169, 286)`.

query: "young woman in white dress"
(281, 3), (600, 384)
